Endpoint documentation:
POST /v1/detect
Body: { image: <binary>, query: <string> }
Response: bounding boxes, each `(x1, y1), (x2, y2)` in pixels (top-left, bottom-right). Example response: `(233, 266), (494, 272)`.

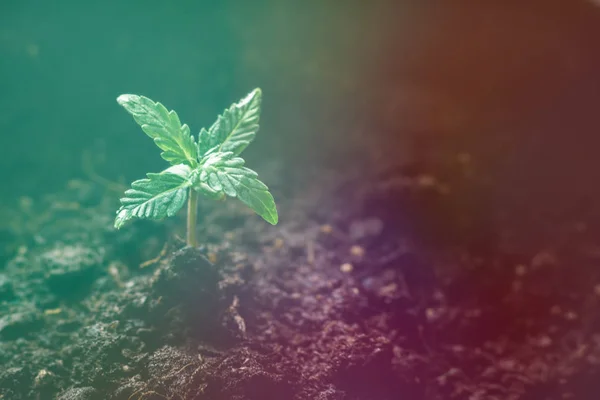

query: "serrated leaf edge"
(114, 165), (192, 229)
(117, 94), (198, 167)
(217, 88), (261, 153)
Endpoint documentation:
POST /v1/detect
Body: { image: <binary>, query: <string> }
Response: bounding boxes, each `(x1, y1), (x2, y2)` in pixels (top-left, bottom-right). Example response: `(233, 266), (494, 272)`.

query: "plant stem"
(187, 189), (198, 247)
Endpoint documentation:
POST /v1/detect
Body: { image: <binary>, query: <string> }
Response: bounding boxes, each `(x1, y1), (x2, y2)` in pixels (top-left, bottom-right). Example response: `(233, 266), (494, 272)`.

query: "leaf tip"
(265, 209), (278, 225)
(239, 88), (262, 107)
(114, 209), (129, 229)
(117, 94), (137, 106)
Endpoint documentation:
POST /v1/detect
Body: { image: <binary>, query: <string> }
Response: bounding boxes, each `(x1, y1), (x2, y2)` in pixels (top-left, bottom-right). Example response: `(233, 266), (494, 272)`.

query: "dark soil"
(1, 155), (600, 400)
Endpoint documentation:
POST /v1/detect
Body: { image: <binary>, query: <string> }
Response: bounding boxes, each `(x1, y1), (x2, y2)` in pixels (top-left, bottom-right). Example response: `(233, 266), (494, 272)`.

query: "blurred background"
(1, 0), (600, 218)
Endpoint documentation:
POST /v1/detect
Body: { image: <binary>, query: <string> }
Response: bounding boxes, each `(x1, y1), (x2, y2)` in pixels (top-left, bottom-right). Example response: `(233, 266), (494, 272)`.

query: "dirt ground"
(1, 149), (600, 400)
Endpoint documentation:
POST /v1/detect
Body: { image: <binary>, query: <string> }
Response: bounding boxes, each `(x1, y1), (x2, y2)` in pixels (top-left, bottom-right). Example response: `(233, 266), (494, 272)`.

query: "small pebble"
(378, 283), (398, 298)
(426, 307), (443, 322)
(350, 245), (365, 257)
(319, 224), (333, 234)
(340, 263), (353, 273)
(208, 253), (218, 264)
(108, 321), (119, 329)
(34, 369), (52, 387)
(273, 238), (284, 249)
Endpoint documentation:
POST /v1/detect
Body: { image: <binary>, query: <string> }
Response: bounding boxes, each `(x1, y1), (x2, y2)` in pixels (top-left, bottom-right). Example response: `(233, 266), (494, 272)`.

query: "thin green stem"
(187, 188), (198, 247)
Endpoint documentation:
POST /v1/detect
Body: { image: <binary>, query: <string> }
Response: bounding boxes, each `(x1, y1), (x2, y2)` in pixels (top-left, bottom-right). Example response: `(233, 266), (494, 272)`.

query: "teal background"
(0, 0), (373, 202)
(2, 0), (600, 215)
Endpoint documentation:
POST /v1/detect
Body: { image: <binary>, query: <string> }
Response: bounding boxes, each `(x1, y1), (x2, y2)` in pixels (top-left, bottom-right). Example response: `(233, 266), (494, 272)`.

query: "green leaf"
(197, 127), (214, 158)
(115, 164), (192, 229)
(117, 94), (198, 167)
(198, 88), (262, 157)
(196, 152), (278, 224)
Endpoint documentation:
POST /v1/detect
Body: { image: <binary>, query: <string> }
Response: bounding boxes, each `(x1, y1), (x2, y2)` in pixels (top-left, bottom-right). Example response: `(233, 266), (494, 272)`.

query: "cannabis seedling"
(114, 88), (278, 247)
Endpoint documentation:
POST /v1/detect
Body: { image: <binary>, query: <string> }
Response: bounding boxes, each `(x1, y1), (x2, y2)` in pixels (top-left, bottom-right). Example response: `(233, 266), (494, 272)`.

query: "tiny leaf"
(115, 164), (192, 229)
(117, 94), (198, 167)
(198, 88), (262, 157)
(197, 152), (278, 224)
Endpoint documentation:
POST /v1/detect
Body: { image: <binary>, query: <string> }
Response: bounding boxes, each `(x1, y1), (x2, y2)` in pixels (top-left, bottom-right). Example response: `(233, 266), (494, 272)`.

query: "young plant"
(113, 88), (278, 247)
